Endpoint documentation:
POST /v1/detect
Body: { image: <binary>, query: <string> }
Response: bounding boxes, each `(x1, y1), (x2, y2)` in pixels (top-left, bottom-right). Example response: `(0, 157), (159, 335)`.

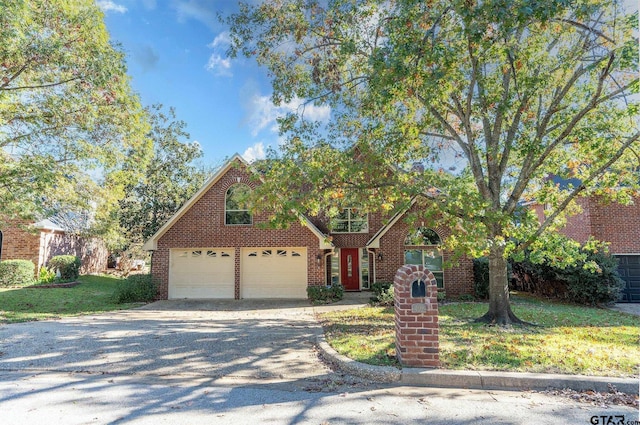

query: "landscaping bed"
(318, 295), (639, 378)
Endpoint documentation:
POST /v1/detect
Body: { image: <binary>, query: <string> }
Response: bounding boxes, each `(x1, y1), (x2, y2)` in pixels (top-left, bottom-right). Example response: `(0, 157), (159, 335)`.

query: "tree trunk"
(476, 244), (526, 326)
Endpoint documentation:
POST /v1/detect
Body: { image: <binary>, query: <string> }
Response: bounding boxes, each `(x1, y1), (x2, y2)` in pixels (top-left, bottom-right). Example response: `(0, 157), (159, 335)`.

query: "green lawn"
(319, 295), (640, 377)
(0, 274), (145, 323)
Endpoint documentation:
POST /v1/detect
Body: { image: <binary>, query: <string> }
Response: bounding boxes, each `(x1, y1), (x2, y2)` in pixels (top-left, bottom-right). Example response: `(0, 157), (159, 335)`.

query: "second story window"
(332, 208), (368, 233)
(225, 184), (252, 225)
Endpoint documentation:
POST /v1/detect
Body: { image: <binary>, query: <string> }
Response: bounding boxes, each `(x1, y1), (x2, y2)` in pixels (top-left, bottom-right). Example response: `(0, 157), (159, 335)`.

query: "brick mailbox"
(394, 264), (439, 367)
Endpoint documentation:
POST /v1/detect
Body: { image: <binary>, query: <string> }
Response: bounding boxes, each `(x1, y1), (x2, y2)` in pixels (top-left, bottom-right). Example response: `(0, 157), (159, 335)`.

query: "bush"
(113, 274), (157, 303)
(558, 249), (624, 305)
(0, 260), (35, 287)
(511, 248), (624, 306)
(48, 255), (81, 280)
(371, 286), (394, 306)
(38, 266), (57, 284)
(371, 281), (393, 297)
(307, 284), (344, 304)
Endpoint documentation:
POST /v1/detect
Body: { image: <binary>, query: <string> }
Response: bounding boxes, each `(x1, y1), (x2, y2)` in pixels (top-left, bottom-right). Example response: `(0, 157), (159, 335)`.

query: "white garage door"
(241, 248), (307, 298)
(169, 249), (235, 299)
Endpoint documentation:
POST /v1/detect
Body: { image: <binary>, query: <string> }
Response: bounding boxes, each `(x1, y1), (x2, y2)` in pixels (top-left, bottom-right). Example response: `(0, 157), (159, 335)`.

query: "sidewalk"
(314, 293), (640, 395)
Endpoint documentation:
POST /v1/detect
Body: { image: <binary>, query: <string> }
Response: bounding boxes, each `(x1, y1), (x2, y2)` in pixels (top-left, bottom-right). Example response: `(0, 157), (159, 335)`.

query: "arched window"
(225, 184), (252, 225)
(404, 227), (441, 246)
(404, 228), (444, 289)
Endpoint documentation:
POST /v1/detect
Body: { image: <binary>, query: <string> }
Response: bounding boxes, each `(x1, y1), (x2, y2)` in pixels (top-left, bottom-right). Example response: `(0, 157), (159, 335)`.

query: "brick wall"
(589, 197), (640, 254)
(552, 196), (640, 254)
(0, 220), (40, 265)
(152, 164), (325, 300)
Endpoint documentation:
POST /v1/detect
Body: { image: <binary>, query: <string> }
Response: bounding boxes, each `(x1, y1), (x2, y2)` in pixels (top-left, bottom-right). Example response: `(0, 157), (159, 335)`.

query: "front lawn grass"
(319, 295), (640, 377)
(0, 274), (145, 323)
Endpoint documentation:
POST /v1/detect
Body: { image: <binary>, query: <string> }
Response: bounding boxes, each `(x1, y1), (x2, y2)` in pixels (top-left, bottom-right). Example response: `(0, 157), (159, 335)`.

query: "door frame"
(340, 248), (360, 291)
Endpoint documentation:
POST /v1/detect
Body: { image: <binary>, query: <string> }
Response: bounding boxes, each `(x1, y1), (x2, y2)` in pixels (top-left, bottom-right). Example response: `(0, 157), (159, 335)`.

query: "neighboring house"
(0, 218), (107, 275)
(143, 154), (474, 300)
(532, 196), (640, 302)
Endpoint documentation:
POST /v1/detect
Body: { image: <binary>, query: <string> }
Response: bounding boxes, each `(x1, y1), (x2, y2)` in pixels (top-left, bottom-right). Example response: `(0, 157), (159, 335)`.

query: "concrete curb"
(316, 335), (639, 394)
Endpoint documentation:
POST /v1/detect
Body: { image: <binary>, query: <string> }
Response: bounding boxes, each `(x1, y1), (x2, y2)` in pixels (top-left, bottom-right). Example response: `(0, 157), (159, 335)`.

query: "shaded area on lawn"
(318, 295), (640, 377)
(0, 275), (144, 323)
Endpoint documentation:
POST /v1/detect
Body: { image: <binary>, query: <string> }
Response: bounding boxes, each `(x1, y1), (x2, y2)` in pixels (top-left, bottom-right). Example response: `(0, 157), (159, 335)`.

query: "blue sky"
(98, 0), (330, 166)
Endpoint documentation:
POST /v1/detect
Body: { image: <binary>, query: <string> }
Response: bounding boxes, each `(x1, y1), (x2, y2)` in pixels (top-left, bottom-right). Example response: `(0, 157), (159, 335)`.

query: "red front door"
(340, 248), (360, 291)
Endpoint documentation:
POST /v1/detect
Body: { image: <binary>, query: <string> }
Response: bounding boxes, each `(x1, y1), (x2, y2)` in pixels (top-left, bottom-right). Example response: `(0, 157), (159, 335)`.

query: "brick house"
(532, 196), (640, 302)
(0, 218), (108, 275)
(143, 154), (474, 300)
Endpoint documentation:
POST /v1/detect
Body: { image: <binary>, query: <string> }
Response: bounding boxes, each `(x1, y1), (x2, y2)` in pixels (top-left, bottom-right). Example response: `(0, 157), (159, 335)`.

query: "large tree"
(118, 105), (209, 248)
(0, 0), (150, 232)
(228, 0), (639, 324)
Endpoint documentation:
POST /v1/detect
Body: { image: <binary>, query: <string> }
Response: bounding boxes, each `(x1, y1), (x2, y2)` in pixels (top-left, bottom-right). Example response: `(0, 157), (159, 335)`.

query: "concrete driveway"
(0, 299), (359, 386)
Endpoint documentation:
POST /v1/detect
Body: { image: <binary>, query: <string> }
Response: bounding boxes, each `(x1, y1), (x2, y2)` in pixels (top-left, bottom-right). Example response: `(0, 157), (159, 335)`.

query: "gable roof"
(365, 198), (417, 249)
(143, 153), (333, 251)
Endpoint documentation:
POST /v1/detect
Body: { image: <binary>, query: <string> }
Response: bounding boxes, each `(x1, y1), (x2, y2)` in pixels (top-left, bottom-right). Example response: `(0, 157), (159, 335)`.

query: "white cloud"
(242, 142), (266, 163)
(245, 94), (331, 137)
(205, 32), (233, 77)
(209, 32), (231, 49)
(97, 0), (127, 13)
(206, 54), (232, 77)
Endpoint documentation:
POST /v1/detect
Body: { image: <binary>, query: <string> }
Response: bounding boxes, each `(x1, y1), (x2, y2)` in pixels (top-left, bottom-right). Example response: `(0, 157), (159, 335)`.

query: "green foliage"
(118, 105), (209, 247)
(307, 284), (344, 304)
(0, 260), (35, 287)
(437, 291), (447, 303)
(227, 0), (639, 323)
(371, 281), (393, 297)
(48, 255), (81, 281)
(512, 247), (624, 305)
(112, 274), (157, 304)
(371, 285), (393, 307)
(38, 266), (57, 284)
(0, 0), (151, 235)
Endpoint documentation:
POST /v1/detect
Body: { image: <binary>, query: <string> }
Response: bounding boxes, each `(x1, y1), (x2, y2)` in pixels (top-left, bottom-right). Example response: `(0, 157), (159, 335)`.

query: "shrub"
(307, 284), (344, 304)
(48, 255), (81, 280)
(38, 266), (57, 284)
(437, 291), (447, 303)
(558, 249), (624, 305)
(371, 281), (393, 297)
(0, 260), (35, 287)
(511, 247), (624, 306)
(113, 274), (157, 303)
(371, 286), (394, 306)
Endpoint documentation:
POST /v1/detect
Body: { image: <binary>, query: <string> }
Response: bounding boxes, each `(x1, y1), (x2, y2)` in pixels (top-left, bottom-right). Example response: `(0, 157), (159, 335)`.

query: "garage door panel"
(169, 249), (235, 299)
(616, 255), (640, 303)
(241, 248), (307, 299)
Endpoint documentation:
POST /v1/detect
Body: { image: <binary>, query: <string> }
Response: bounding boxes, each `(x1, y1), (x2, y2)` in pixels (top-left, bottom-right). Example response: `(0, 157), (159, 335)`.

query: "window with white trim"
(331, 208), (368, 233)
(225, 184), (252, 225)
(404, 228), (444, 289)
